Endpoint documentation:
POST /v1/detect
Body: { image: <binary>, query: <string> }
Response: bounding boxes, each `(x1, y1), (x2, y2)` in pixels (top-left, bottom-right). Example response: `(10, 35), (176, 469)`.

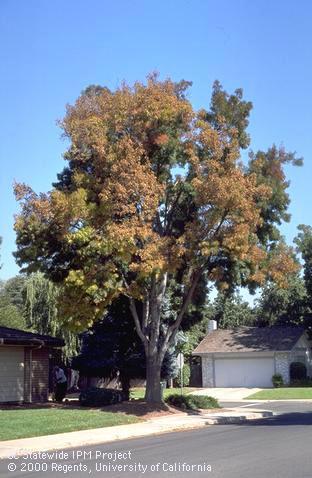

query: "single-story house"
(0, 326), (64, 403)
(193, 325), (312, 388)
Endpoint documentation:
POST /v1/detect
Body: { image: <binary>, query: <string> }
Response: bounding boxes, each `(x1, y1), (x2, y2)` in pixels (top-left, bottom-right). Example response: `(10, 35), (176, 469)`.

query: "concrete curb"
(0, 410), (273, 460)
(204, 411), (273, 424)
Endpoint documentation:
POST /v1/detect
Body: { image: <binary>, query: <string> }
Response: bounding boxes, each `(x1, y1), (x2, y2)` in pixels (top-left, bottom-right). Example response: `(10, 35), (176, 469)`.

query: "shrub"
(165, 394), (189, 410)
(79, 387), (125, 407)
(272, 373), (284, 388)
(175, 363), (191, 387)
(290, 362), (307, 381)
(165, 393), (219, 410)
(189, 395), (220, 409)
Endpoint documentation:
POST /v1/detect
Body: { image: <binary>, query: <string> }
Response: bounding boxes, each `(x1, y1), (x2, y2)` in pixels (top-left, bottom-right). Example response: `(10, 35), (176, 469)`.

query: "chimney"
(207, 319), (217, 334)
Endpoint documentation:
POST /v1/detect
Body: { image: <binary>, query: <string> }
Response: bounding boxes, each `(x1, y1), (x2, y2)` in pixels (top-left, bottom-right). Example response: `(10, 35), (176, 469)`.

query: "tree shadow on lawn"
(0, 398), (220, 420)
(237, 412), (312, 426)
(0, 399), (186, 419)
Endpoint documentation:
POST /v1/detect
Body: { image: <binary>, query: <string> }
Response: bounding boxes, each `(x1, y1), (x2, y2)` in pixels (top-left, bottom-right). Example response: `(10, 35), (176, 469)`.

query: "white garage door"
(215, 357), (275, 388)
(0, 347), (24, 402)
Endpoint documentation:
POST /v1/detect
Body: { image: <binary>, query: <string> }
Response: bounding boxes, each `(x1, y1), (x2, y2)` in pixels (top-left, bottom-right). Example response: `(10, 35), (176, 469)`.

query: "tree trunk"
(144, 356), (162, 403)
(120, 373), (130, 401)
(128, 271), (201, 405)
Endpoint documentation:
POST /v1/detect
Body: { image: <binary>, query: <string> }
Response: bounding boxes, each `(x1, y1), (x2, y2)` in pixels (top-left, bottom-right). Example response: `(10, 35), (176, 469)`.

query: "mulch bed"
(103, 400), (185, 418)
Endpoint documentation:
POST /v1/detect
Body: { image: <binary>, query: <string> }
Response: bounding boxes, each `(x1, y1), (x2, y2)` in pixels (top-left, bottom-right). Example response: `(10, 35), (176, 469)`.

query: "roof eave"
(0, 338), (64, 347)
(192, 349), (293, 355)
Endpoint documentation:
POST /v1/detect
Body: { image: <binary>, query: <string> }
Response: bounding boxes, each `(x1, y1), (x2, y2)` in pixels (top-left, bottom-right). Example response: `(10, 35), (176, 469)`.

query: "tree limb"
(164, 184), (183, 235)
(129, 297), (149, 347)
(142, 298), (150, 333)
(121, 272), (149, 347)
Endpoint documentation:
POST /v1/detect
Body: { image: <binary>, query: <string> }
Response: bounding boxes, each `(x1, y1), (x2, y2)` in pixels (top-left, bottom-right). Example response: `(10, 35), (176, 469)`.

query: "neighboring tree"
(0, 276), (28, 330)
(24, 272), (58, 334)
(254, 275), (308, 327)
(209, 291), (255, 329)
(72, 296), (178, 397)
(295, 225), (312, 302)
(0, 272), (78, 358)
(14, 75), (300, 402)
(24, 272), (79, 360)
(0, 297), (28, 329)
(2, 275), (26, 312)
(178, 319), (208, 358)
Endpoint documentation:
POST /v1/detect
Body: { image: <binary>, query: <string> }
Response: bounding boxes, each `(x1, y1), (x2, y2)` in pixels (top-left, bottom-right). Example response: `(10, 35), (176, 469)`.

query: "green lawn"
(130, 387), (198, 400)
(0, 408), (139, 441)
(247, 388), (312, 400)
(0, 388), (200, 441)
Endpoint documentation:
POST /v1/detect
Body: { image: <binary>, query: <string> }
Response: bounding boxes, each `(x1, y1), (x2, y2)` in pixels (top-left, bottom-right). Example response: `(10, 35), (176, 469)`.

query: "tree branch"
(121, 271), (149, 347)
(129, 297), (149, 347)
(149, 274), (159, 351)
(201, 208), (230, 243)
(154, 211), (164, 236)
(160, 268), (202, 356)
(164, 184), (183, 235)
(142, 298), (149, 333)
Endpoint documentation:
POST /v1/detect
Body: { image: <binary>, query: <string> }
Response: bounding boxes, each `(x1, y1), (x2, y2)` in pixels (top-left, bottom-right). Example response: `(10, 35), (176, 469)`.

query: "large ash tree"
(14, 75), (299, 402)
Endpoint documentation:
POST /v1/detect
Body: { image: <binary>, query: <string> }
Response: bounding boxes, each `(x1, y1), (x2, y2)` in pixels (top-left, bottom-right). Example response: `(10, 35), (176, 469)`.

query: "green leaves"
(203, 80), (253, 149)
(248, 146), (303, 247)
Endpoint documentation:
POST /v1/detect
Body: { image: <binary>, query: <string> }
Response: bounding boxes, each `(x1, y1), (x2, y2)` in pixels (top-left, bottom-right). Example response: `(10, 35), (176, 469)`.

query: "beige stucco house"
(193, 326), (312, 388)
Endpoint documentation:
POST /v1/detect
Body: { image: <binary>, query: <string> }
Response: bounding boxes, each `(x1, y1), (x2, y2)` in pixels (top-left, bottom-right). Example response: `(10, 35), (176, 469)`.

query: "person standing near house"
(53, 366), (67, 402)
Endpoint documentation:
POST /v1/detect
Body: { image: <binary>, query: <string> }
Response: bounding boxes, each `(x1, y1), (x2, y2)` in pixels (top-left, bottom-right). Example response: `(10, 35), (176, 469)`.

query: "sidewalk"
(190, 387), (262, 401)
(0, 408), (273, 460)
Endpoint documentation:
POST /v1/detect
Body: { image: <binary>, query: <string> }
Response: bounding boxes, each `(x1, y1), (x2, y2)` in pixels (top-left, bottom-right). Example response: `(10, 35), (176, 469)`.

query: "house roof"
(0, 326), (65, 347)
(193, 326), (307, 354)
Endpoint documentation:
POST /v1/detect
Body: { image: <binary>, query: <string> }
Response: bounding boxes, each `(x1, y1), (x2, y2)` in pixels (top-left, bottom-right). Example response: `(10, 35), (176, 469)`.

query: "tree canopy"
(14, 75), (300, 402)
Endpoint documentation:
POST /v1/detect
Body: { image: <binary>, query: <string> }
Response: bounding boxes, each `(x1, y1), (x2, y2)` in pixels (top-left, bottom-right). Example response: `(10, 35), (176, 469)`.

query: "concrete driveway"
(191, 387), (262, 401)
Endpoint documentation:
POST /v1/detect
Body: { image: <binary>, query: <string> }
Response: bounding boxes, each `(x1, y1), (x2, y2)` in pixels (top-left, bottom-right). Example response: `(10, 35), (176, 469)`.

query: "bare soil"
(104, 399), (186, 418)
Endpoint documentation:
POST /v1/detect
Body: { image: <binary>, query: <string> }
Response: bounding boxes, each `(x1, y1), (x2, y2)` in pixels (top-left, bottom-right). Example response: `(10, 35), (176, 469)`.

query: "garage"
(0, 326), (64, 403)
(214, 357), (275, 388)
(0, 347), (24, 402)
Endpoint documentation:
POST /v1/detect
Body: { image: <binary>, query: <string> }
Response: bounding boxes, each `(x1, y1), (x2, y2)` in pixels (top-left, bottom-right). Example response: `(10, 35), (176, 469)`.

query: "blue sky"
(1, 0), (311, 280)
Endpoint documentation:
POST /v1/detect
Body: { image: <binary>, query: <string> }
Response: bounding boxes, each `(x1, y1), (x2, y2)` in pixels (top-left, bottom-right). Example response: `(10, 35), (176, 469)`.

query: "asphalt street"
(1, 403), (312, 478)
(220, 400), (312, 414)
